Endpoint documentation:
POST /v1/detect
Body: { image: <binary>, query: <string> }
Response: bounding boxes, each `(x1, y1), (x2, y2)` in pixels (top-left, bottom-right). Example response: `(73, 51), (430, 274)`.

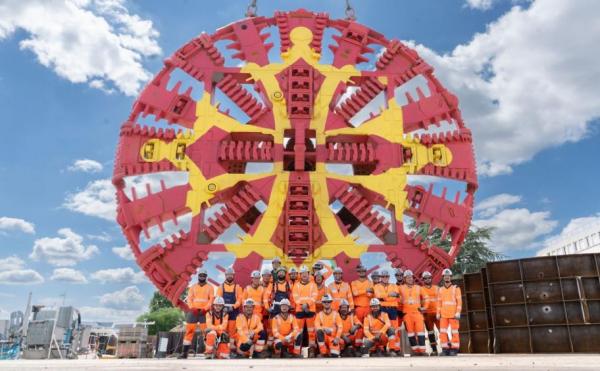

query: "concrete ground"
(1, 355), (599, 371)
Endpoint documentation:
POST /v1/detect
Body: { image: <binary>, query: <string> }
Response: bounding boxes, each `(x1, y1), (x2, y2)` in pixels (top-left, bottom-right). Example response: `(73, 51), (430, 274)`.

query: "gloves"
(302, 303), (309, 313)
(374, 334), (381, 341)
(325, 328), (332, 335)
(349, 325), (359, 335)
(223, 305), (231, 313)
(332, 338), (339, 346)
(221, 332), (230, 343)
(342, 335), (352, 345)
(455, 313), (461, 320)
(419, 307), (426, 313)
(285, 335), (292, 342)
(436, 313), (441, 320)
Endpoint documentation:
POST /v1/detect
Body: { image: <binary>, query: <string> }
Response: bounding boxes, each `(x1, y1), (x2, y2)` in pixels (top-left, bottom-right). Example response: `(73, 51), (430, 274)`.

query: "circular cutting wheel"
(112, 8), (477, 310)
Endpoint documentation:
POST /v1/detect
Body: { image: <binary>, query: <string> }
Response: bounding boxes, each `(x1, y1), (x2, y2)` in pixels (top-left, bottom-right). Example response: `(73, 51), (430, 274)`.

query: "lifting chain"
(246, 0), (258, 17)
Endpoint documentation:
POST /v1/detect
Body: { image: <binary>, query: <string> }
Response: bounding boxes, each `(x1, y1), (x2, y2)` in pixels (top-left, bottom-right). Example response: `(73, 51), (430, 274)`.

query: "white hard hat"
(372, 270), (380, 276)
(380, 270), (390, 277)
(370, 298), (381, 306)
(262, 268), (272, 276)
(213, 296), (225, 305)
(251, 270), (261, 278)
(403, 270), (414, 277)
(225, 267), (235, 275)
(442, 268), (453, 276)
(422, 271), (432, 278)
(198, 267), (208, 275)
(339, 299), (350, 307)
(395, 268), (404, 275)
(321, 294), (333, 302)
(244, 298), (255, 306)
(333, 267), (343, 274)
(299, 265), (309, 273)
(289, 267), (298, 273)
(279, 299), (291, 307)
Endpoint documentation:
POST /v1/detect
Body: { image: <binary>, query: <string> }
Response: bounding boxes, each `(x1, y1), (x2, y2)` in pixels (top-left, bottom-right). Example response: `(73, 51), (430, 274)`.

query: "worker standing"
(288, 267), (299, 285)
(204, 297), (230, 359)
(374, 270), (401, 355)
(421, 271), (440, 355)
(271, 257), (282, 276)
(261, 268), (273, 289)
(338, 299), (363, 357)
(217, 267), (242, 338)
(394, 268), (405, 323)
(399, 270), (427, 356)
(361, 298), (397, 357)
(311, 262), (333, 282)
(327, 267), (354, 312)
(351, 264), (374, 322)
(314, 272), (327, 312)
(271, 298), (302, 358)
(371, 270), (381, 285)
(314, 294), (343, 357)
(236, 299), (267, 358)
(437, 269), (462, 356)
(292, 265), (318, 356)
(266, 267), (294, 316)
(180, 268), (214, 359)
(242, 271), (266, 316)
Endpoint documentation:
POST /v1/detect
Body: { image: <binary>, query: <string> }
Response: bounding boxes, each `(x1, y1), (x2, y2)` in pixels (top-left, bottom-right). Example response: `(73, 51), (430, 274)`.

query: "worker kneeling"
(236, 299), (267, 358)
(271, 299), (302, 358)
(361, 298), (398, 357)
(204, 297), (231, 359)
(338, 299), (363, 357)
(315, 294), (343, 358)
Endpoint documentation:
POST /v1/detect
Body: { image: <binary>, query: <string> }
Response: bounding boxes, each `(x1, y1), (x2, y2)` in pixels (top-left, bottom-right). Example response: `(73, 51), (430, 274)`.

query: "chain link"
(345, 0), (356, 21)
(246, 0), (258, 17)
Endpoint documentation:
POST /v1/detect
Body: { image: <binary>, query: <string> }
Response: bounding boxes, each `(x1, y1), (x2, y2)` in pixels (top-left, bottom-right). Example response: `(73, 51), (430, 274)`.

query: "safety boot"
(178, 345), (190, 359)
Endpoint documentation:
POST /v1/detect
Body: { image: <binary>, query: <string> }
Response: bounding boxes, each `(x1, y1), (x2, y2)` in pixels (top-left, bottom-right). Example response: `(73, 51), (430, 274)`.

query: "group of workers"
(181, 258), (462, 359)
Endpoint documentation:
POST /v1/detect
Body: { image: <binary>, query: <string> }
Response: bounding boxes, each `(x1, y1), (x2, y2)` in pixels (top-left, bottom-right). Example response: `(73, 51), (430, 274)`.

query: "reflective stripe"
(407, 332), (415, 337)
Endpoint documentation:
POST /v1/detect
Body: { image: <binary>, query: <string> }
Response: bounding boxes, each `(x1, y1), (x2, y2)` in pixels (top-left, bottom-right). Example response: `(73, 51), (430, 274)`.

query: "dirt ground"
(1, 354), (599, 371)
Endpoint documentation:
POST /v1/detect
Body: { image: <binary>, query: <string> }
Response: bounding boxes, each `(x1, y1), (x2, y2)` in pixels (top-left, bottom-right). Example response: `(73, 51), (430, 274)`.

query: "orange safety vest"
(327, 281), (354, 310)
(315, 310), (343, 338)
(351, 279), (373, 307)
(272, 314), (299, 339)
(421, 285), (440, 314)
(363, 312), (390, 339)
(236, 313), (263, 335)
(437, 284), (462, 318)
(187, 283), (215, 311)
(339, 313), (361, 334)
(243, 285), (266, 314)
(374, 283), (400, 307)
(292, 281), (318, 312)
(399, 284), (423, 313)
(206, 311), (229, 332)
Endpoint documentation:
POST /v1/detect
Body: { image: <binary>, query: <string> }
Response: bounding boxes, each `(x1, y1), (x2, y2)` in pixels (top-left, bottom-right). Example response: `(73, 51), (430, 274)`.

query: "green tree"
(137, 291), (184, 335)
(412, 222), (504, 274)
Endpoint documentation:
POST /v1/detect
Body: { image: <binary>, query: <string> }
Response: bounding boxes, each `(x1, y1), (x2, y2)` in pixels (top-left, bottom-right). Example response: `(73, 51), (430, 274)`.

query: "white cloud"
(63, 179), (116, 221)
(87, 232), (112, 242)
(91, 267), (146, 284)
(0, 216), (35, 234)
(475, 193), (522, 217)
(112, 245), (134, 261)
(0, 255), (44, 284)
(30, 228), (99, 266)
(543, 213), (600, 248)
(0, 270), (44, 285)
(409, 0), (600, 176)
(79, 306), (144, 322)
(474, 208), (557, 252)
(0, 255), (25, 271)
(465, 0), (495, 9)
(0, 0), (161, 96)
(50, 268), (88, 284)
(68, 159), (103, 173)
(99, 285), (145, 310)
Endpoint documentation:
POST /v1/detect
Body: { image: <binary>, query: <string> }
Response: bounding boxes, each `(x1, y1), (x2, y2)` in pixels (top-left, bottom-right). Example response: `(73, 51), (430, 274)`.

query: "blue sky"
(0, 0), (599, 322)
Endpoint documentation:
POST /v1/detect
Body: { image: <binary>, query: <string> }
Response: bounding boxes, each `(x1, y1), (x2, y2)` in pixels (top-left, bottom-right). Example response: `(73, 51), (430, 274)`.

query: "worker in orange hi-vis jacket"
(242, 271), (266, 316)
(271, 256), (282, 276)
(437, 268), (462, 356)
(314, 272), (327, 312)
(261, 268), (273, 289)
(292, 265), (318, 356)
(204, 297), (230, 359)
(288, 267), (298, 285)
(361, 298), (398, 357)
(328, 267), (354, 312)
(421, 271), (440, 355)
(351, 264), (374, 322)
(338, 299), (363, 357)
(371, 270), (381, 285)
(394, 268), (405, 323)
(311, 261), (333, 283)
(236, 299), (267, 358)
(315, 294), (343, 358)
(271, 298), (302, 358)
(260, 268), (274, 352)
(399, 270), (427, 356)
(217, 267), (243, 340)
(180, 268), (214, 359)
(374, 270), (401, 355)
